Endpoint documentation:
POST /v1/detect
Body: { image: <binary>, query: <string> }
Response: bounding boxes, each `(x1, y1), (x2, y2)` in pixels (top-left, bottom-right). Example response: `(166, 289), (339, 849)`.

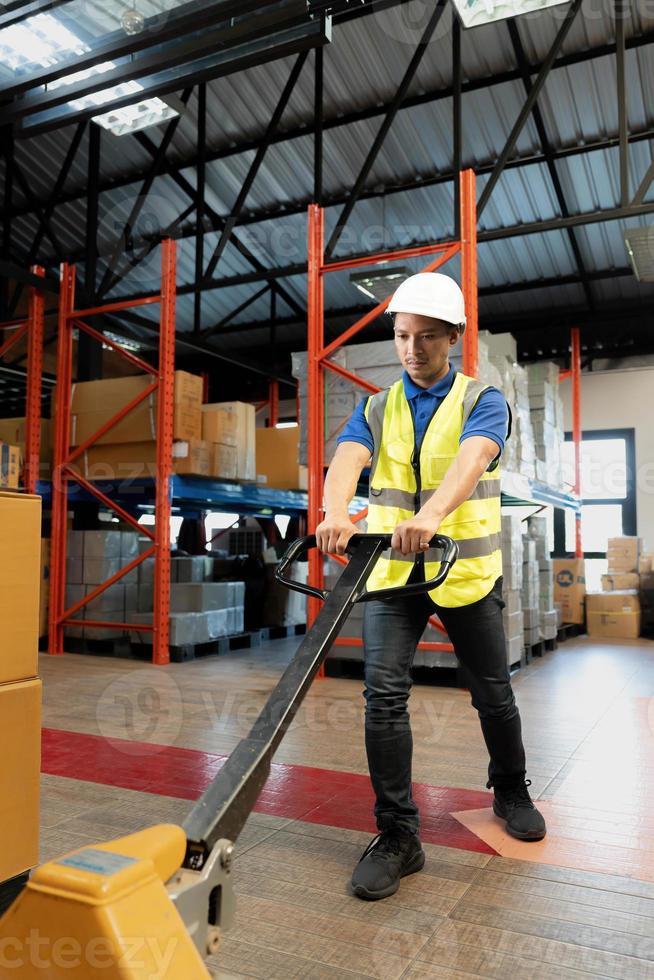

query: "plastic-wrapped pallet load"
(521, 535), (539, 647)
(65, 529), (141, 641)
(527, 515), (557, 639)
(526, 361), (564, 488)
(500, 515), (524, 666)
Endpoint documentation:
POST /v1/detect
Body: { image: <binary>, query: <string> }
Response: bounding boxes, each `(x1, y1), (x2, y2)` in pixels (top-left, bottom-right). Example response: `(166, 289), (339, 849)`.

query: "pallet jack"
(0, 533), (456, 978)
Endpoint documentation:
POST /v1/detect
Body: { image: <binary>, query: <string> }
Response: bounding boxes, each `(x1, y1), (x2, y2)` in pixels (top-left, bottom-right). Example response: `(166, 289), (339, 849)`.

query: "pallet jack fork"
(0, 534), (456, 978)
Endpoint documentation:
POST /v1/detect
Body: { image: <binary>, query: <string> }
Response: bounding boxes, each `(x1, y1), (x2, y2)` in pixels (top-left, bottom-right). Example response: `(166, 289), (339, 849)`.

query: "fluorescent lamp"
(350, 266), (409, 303)
(451, 0), (571, 29)
(0, 12), (88, 71)
(8, 14), (181, 136)
(624, 227), (654, 282)
(102, 331), (143, 352)
(275, 422), (299, 429)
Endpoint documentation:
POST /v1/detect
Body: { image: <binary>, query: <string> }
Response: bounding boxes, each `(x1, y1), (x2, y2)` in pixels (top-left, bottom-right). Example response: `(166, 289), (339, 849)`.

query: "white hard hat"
(387, 272), (466, 333)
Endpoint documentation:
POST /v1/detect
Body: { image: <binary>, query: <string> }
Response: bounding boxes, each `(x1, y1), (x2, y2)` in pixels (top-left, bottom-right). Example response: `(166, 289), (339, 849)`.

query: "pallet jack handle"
(276, 532), (459, 601)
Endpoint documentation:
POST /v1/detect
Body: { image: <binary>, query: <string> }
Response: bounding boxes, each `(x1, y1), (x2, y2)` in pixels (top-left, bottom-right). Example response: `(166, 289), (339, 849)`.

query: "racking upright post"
(48, 240), (177, 664)
(570, 326), (583, 558)
(0, 266), (46, 494)
(306, 170), (479, 657)
(25, 266), (45, 494)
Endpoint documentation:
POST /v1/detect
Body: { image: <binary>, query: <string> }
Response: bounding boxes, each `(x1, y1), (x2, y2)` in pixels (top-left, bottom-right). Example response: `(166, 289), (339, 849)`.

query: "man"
(316, 272), (546, 902)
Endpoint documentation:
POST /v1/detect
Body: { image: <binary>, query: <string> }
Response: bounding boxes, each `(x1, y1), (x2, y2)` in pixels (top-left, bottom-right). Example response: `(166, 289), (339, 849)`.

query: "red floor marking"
(41, 728), (496, 855)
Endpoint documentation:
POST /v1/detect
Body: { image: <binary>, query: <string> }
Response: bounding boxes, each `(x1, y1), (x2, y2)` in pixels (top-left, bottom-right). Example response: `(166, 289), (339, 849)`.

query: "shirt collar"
(403, 365), (455, 400)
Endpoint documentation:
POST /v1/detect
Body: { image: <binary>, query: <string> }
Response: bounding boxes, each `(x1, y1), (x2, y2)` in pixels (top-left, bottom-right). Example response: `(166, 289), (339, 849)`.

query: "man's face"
(393, 313), (459, 387)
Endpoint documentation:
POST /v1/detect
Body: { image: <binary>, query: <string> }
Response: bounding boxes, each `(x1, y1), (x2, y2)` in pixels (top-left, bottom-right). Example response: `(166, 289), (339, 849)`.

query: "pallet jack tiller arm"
(0, 534), (456, 978)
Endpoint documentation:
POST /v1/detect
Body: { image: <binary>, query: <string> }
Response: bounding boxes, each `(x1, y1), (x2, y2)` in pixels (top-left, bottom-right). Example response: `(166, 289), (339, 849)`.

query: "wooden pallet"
(557, 622), (584, 642)
(167, 630), (264, 663)
(260, 623), (307, 641)
(63, 634), (132, 658)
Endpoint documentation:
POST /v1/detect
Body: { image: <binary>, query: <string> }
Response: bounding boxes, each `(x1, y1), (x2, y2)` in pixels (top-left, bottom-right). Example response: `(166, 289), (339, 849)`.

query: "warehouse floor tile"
(35, 633), (654, 976)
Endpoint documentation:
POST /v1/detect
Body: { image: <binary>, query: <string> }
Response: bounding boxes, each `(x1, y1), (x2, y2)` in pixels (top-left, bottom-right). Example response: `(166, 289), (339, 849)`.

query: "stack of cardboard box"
(521, 535), (540, 647)
(527, 515), (558, 641)
(201, 401), (255, 481)
(67, 373), (257, 482)
(0, 491), (41, 886)
(553, 557), (586, 624)
(65, 530), (140, 641)
(587, 591), (640, 639)
(501, 515), (524, 665)
(588, 536), (643, 638)
(527, 362), (564, 487)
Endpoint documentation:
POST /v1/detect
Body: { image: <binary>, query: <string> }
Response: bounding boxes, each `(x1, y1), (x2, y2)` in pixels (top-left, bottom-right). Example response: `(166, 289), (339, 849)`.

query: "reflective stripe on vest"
(364, 371), (503, 608)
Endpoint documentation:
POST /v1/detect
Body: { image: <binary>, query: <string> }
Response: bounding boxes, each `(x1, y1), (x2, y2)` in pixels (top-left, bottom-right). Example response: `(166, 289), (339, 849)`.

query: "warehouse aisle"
(39, 637), (654, 978)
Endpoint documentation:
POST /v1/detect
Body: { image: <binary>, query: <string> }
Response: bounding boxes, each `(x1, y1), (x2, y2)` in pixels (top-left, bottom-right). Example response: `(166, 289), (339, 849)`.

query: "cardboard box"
(586, 590), (640, 614)
(606, 536), (642, 573)
(0, 441), (21, 488)
(211, 443), (237, 480)
(172, 439), (211, 477)
(0, 491), (41, 683)
(78, 439), (211, 479)
(256, 426), (305, 490)
(639, 554), (653, 575)
(0, 418), (51, 478)
(212, 402), (255, 481)
(70, 371), (202, 446)
(587, 611), (640, 639)
(602, 573), (640, 591)
(0, 677), (41, 881)
(201, 405), (238, 447)
(553, 558), (586, 624)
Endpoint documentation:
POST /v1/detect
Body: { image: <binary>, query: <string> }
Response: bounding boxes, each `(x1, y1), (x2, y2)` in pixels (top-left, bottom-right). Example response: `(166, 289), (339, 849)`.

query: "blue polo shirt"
(337, 366), (509, 460)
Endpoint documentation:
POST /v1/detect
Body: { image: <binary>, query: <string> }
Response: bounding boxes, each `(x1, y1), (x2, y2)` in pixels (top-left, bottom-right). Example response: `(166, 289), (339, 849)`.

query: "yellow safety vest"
(363, 371), (503, 607)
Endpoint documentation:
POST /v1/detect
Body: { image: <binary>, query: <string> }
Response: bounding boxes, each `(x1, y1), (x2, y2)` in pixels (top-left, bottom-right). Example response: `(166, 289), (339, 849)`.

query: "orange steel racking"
(48, 239), (177, 665)
(0, 267), (46, 495)
(559, 326), (583, 558)
(306, 170), (480, 664)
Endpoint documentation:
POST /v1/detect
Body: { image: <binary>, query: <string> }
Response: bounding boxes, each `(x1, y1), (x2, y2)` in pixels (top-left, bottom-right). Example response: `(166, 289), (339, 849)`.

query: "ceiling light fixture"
(350, 266), (409, 303)
(450, 0), (571, 29)
(624, 227), (654, 282)
(0, 12), (88, 71)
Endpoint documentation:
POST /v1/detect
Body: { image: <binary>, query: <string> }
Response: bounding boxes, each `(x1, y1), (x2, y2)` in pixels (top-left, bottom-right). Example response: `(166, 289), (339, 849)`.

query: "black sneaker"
(351, 829), (425, 900)
(492, 778), (547, 841)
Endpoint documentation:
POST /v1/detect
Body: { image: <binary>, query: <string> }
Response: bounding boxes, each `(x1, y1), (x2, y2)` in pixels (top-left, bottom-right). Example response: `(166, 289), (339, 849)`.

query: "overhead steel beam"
(109, 198), (654, 306)
(1, 0), (291, 98)
(9, 28), (653, 221)
(194, 82), (207, 334)
(122, 126), (306, 320)
(314, 45), (324, 206)
(96, 88), (194, 297)
(452, 16), (462, 240)
(477, 0), (583, 218)
(204, 51), (309, 279)
(616, 0), (630, 207)
(27, 122), (654, 278)
(78, 122), (103, 382)
(11, 159), (63, 258)
(0, 0), (72, 29)
(324, 0), (447, 259)
(13, 16), (331, 137)
(199, 284), (270, 338)
(507, 20), (594, 312)
(632, 158), (654, 206)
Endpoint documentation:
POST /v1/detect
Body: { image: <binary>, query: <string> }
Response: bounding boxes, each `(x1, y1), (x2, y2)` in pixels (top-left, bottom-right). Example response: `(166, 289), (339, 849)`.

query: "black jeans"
(362, 577), (526, 835)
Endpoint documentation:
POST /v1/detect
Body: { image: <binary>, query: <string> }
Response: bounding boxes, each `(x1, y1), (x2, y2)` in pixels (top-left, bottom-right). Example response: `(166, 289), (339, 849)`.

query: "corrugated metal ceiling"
(3, 0), (654, 356)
